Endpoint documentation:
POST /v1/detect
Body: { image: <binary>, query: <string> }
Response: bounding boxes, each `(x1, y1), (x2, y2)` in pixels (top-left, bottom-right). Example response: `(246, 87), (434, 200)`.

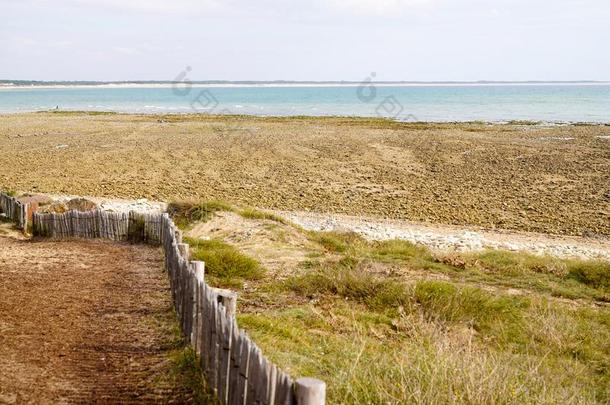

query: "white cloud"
(112, 46), (141, 56)
(14, 0), (435, 17)
(325, 0), (435, 15)
(17, 0), (223, 14)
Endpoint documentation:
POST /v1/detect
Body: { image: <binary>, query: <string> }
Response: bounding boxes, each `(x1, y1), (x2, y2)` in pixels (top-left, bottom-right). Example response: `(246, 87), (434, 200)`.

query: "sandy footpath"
(0, 232), (192, 403)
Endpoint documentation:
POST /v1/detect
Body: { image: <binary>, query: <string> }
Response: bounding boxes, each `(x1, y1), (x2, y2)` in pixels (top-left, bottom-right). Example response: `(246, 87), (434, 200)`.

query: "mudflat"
(0, 112), (608, 236)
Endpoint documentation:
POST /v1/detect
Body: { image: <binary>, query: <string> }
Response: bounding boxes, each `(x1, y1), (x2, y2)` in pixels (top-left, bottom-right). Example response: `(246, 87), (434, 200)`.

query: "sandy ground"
(0, 228), (192, 404)
(0, 113), (609, 236)
(278, 211), (610, 260)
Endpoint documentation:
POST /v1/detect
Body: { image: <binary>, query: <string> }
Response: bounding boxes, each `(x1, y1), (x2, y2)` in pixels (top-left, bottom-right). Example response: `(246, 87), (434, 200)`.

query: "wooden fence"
(32, 210), (163, 244)
(0, 192), (29, 230)
(28, 208), (326, 405)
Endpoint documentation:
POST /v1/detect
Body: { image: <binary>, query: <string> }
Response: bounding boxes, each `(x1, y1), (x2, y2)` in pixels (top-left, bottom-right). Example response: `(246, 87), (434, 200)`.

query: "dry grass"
(206, 227), (610, 404)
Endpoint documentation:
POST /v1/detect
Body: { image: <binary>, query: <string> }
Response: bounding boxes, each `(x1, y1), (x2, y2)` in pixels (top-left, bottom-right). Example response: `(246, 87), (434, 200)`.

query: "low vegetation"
(169, 200), (286, 230)
(238, 207), (287, 224)
(178, 204), (610, 403)
(168, 200), (234, 228)
(185, 236), (265, 289)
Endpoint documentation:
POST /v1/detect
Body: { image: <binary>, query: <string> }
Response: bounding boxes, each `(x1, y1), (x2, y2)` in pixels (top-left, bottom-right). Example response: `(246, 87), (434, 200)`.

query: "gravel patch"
(278, 211), (610, 261)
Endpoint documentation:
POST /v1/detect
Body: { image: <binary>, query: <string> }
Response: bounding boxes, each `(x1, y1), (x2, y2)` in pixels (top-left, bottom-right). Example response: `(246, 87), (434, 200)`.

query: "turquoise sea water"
(1, 84), (609, 122)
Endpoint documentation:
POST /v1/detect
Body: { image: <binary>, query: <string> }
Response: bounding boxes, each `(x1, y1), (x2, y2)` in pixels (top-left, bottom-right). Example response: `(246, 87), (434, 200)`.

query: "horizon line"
(2, 79), (610, 86)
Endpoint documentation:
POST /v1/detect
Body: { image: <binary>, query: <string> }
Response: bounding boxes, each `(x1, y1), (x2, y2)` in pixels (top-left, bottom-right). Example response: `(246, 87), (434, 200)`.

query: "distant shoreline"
(1, 81), (610, 90)
(1, 110), (609, 126)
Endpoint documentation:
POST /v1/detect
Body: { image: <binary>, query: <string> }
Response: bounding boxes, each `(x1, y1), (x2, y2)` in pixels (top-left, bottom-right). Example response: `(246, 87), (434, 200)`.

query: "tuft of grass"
(566, 260), (610, 289)
(285, 258), (411, 310)
(185, 237), (265, 288)
(239, 208), (287, 224)
(170, 347), (218, 405)
(237, 298), (609, 404)
(368, 239), (433, 262)
(414, 280), (528, 339)
(308, 231), (366, 253)
(168, 200), (233, 228)
(472, 249), (567, 276)
(462, 250), (610, 301)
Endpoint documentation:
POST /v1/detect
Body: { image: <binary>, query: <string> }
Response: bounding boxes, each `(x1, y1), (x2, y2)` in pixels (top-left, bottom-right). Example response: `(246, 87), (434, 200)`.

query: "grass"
(238, 207), (287, 224)
(170, 347), (218, 404)
(168, 200), (233, 229)
(506, 120), (541, 125)
(224, 230), (610, 403)
(185, 236), (265, 289)
(456, 250), (610, 301)
(169, 199), (292, 231)
(286, 257), (411, 310)
(237, 294), (609, 404)
(174, 213), (609, 404)
(149, 305), (217, 404)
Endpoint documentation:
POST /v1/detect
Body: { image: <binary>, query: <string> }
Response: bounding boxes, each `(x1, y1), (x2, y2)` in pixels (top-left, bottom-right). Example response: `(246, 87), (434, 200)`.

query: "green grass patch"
(238, 208), (287, 224)
(308, 231), (365, 253)
(185, 237), (265, 288)
(285, 257), (411, 311)
(566, 260), (610, 289)
(168, 200), (233, 228)
(169, 347), (218, 404)
(237, 298), (608, 404)
(307, 231), (435, 264)
(461, 250), (610, 301)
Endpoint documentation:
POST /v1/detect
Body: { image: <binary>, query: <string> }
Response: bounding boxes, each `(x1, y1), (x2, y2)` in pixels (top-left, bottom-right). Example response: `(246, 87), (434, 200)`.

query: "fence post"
(178, 243), (190, 261)
(191, 260), (205, 351)
(213, 288), (237, 319)
(295, 378), (326, 405)
(192, 261), (205, 283)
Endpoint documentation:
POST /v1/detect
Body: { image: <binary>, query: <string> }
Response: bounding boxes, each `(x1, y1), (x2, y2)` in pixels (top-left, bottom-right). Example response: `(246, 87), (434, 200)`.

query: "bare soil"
(0, 113), (609, 236)
(0, 229), (193, 404)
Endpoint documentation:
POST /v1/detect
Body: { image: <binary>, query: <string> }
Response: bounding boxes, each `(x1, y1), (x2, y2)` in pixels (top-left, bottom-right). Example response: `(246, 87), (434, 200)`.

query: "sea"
(1, 83), (609, 123)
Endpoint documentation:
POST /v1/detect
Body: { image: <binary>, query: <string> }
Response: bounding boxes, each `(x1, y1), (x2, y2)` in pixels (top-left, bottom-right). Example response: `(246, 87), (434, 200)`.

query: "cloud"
(12, 0), (435, 18)
(13, 0), (223, 14)
(112, 46), (141, 56)
(326, 0), (434, 15)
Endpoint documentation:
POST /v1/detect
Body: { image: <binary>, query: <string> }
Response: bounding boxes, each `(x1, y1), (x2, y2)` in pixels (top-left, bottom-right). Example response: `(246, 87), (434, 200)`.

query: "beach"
(1, 112), (608, 237)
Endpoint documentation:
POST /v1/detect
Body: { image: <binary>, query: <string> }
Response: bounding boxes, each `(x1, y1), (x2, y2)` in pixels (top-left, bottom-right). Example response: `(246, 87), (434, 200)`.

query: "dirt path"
(0, 233), (193, 404)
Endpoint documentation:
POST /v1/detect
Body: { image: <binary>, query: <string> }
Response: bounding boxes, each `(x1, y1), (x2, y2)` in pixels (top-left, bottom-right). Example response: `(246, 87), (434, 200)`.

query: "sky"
(0, 0), (609, 82)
